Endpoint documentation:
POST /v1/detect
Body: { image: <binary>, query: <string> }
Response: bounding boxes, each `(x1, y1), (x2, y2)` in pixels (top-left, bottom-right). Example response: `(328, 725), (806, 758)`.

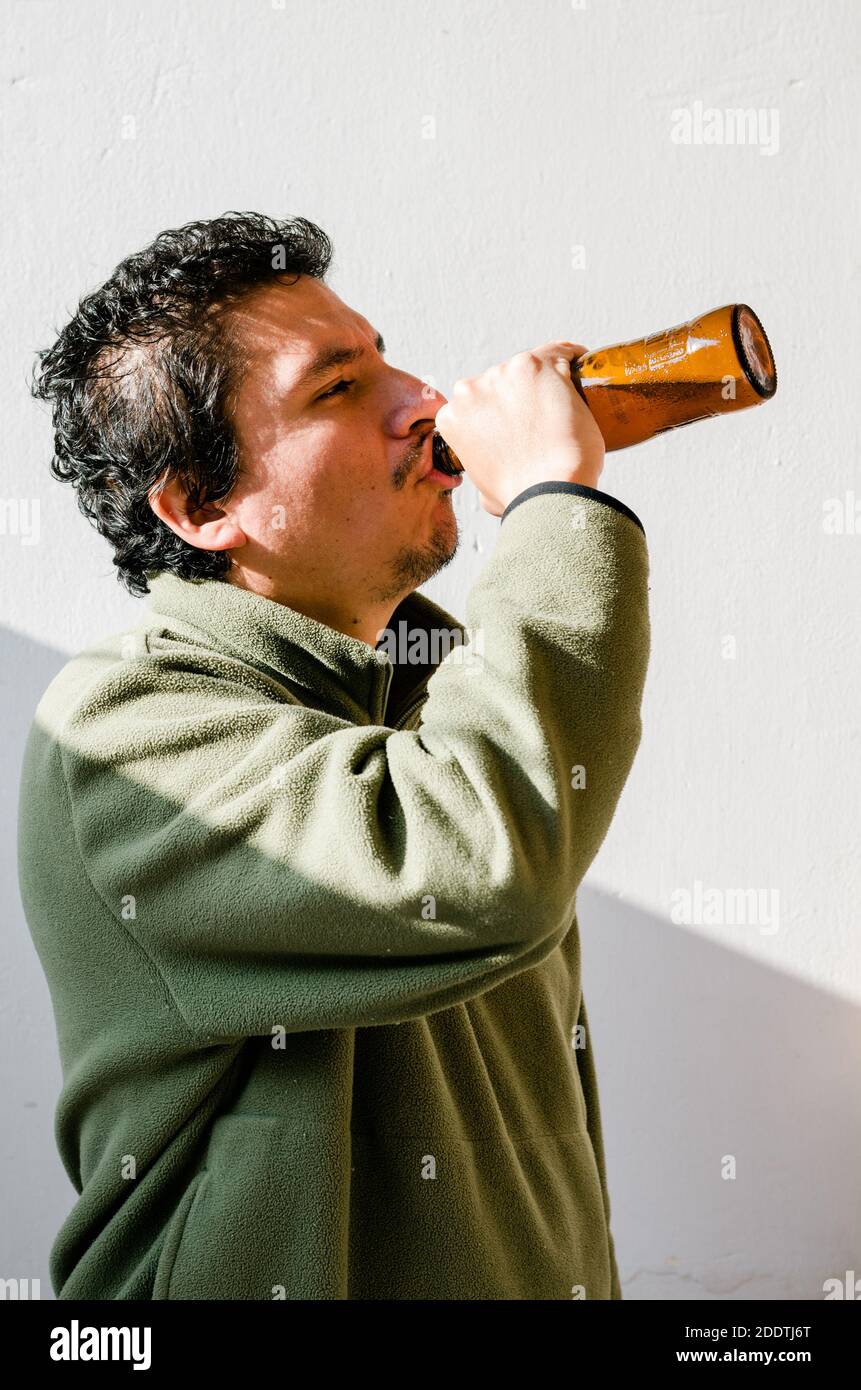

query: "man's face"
(221, 274), (460, 611)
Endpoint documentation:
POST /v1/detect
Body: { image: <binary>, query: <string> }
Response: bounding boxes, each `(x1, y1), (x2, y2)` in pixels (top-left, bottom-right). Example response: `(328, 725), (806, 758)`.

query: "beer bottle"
(430, 302), (777, 474)
(571, 302), (777, 451)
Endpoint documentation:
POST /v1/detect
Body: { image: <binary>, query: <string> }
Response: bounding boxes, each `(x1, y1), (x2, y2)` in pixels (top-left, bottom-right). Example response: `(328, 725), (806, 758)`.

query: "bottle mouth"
(733, 304), (777, 398)
(431, 430), (464, 476)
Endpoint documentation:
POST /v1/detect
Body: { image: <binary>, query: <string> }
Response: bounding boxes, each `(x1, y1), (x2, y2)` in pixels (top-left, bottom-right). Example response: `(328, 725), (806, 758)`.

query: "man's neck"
(226, 566), (402, 649)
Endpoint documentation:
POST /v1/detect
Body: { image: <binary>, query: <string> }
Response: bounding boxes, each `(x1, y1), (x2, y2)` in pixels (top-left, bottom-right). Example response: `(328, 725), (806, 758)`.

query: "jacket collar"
(144, 572), (466, 727)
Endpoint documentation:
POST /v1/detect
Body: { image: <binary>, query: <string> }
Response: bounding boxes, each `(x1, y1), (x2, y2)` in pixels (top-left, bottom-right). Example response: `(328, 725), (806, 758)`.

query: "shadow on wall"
(577, 883), (861, 1300)
(2, 620), (859, 1300)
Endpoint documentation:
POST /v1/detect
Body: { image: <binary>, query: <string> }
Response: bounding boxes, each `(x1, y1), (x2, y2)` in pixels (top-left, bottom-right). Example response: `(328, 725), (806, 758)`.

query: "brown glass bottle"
(571, 302), (777, 451)
(430, 302), (777, 475)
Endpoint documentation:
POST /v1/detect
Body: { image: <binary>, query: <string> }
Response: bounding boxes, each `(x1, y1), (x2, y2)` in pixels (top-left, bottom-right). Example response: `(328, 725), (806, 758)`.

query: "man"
(19, 211), (650, 1300)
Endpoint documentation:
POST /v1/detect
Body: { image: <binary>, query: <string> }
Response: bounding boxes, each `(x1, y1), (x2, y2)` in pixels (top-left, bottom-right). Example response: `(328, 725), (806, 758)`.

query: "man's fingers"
(529, 340), (590, 363)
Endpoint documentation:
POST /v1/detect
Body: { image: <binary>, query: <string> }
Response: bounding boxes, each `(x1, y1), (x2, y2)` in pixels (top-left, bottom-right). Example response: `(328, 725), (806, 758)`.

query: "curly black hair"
(30, 211), (334, 595)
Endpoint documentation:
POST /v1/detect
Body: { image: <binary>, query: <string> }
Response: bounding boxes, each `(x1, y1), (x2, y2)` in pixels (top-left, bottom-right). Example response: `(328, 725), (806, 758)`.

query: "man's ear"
(147, 474), (247, 553)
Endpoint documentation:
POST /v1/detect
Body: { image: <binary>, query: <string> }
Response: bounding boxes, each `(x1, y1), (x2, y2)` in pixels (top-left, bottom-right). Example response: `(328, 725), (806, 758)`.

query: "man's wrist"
(502, 471), (602, 509)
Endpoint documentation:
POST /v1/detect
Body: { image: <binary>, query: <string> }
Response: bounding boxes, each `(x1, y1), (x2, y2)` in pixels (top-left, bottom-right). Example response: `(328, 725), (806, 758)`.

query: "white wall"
(2, 0), (858, 1300)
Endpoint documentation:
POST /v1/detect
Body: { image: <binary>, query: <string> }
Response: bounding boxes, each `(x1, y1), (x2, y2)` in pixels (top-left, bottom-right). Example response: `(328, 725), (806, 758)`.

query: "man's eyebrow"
(293, 330), (387, 391)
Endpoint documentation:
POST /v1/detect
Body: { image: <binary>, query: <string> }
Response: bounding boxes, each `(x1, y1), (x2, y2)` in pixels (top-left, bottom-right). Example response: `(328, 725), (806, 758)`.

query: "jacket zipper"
(392, 691), (428, 730)
(378, 656), (427, 729)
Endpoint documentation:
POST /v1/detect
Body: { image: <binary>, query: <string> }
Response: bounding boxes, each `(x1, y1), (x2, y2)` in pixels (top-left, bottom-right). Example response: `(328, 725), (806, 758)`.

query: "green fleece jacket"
(17, 481), (649, 1300)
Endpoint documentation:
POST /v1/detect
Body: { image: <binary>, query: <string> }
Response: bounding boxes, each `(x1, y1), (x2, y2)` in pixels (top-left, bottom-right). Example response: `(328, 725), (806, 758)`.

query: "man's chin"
(376, 511), (460, 600)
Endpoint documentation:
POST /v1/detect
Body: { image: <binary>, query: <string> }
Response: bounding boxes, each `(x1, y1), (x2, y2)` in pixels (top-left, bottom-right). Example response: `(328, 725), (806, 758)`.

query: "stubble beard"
(371, 499), (460, 604)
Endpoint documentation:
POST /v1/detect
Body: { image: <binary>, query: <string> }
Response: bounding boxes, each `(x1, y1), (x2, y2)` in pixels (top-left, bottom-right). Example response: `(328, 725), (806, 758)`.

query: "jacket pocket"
(347, 1126), (617, 1300)
(152, 1169), (209, 1300)
(155, 1113), (350, 1300)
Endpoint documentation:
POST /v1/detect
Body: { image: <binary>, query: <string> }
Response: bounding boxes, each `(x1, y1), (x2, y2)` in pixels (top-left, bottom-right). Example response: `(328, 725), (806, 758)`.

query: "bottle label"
(638, 326), (688, 375)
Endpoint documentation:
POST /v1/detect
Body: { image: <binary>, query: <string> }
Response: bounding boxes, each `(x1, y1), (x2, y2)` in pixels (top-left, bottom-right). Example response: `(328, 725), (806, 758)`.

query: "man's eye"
(318, 379), (355, 400)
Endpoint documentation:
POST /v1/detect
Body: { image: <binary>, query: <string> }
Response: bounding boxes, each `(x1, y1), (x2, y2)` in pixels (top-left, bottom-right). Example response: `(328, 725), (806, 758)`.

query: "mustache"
(430, 430), (464, 476)
(395, 430), (464, 489)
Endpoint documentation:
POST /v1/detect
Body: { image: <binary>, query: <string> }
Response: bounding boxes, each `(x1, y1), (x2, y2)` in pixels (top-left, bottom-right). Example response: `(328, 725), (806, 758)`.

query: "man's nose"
(386, 373), (447, 437)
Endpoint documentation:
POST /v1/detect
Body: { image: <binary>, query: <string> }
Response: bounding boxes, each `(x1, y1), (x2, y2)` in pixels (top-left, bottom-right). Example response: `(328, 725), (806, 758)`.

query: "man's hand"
(434, 341), (606, 516)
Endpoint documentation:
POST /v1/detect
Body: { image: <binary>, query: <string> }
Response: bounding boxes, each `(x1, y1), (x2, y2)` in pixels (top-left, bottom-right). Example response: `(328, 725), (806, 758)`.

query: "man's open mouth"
(430, 431), (464, 477)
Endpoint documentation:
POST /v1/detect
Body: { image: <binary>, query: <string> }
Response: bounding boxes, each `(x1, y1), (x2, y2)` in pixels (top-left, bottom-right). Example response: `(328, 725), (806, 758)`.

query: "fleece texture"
(17, 484), (650, 1300)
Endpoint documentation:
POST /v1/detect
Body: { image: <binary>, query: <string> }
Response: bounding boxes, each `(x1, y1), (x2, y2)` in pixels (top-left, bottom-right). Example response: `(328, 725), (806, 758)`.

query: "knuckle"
(510, 350), (541, 370)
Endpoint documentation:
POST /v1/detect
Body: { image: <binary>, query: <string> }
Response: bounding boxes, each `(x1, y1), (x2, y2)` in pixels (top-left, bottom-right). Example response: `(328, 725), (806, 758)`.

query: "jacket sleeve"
(57, 487), (650, 1042)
